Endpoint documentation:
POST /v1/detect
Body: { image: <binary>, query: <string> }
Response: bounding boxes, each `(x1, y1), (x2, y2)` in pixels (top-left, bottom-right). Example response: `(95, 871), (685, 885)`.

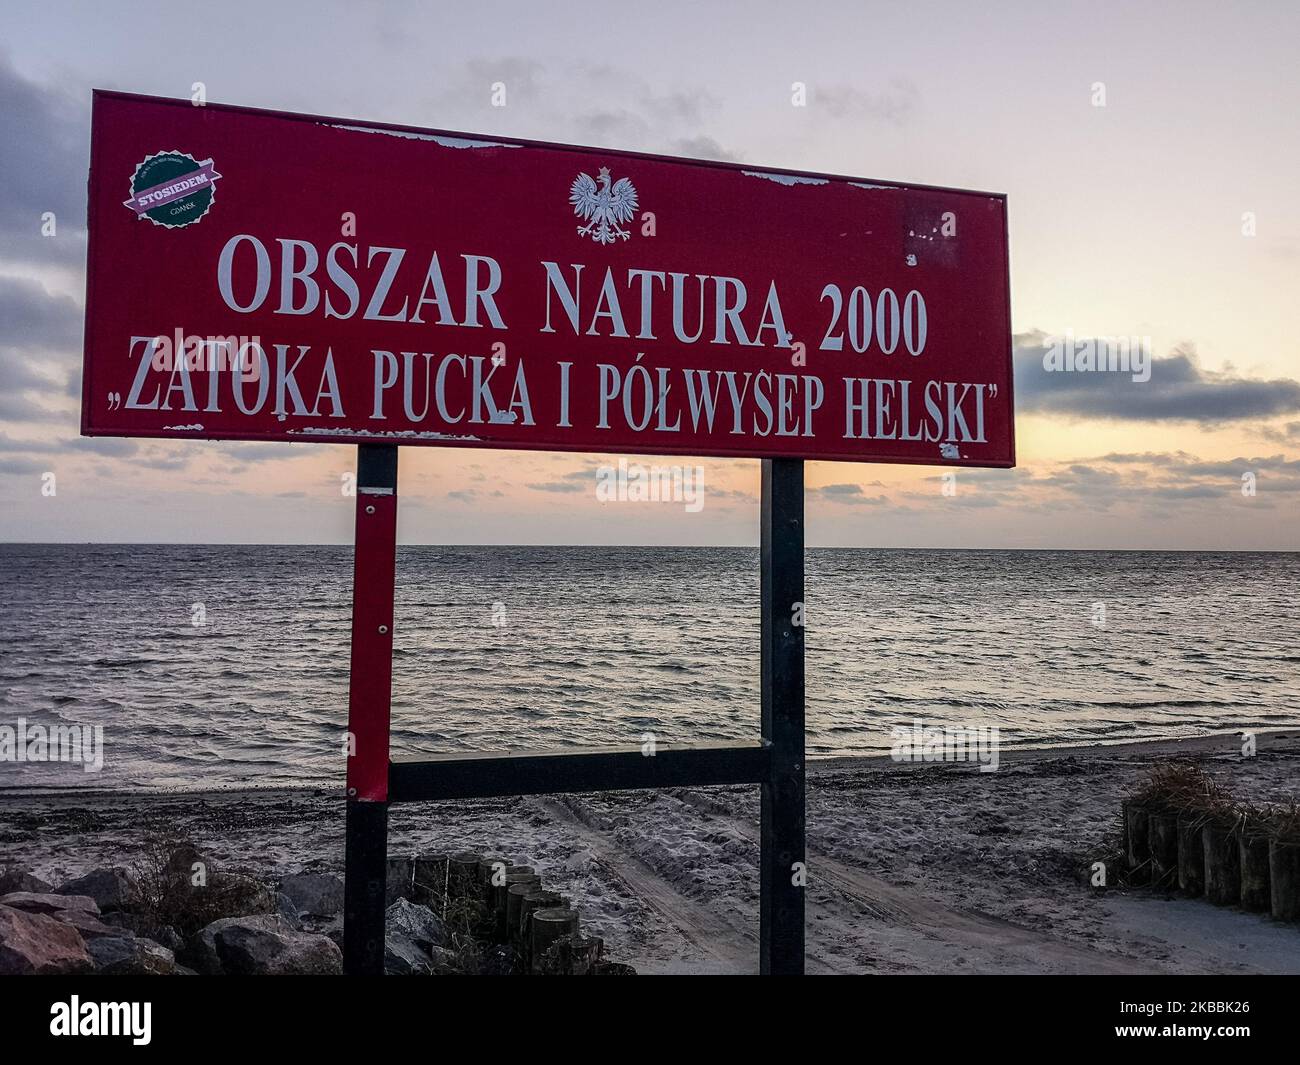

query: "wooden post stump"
(506, 877), (542, 949)
(413, 853), (448, 907)
(1176, 812), (1206, 896)
(385, 856), (414, 904)
(518, 889), (563, 969)
(492, 869), (537, 942)
(1148, 811), (1179, 889)
(448, 851), (483, 901)
(1268, 840), (1300, 922)
(1123, 801), (1150, 882)
(537, 933), (604, 976)
(1239, 830), (1272, 912)
(530, 907), (579, 971)
(1202, 821), (1240, 905)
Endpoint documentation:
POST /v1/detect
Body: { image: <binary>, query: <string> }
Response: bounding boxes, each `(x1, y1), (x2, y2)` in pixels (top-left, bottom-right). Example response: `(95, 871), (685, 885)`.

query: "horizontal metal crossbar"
(388, 740), (772, 803)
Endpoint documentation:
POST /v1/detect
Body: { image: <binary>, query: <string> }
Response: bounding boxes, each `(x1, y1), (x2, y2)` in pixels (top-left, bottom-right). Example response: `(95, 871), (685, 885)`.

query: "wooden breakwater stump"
(502, 875), (541, 945)
(413, 853), (449, 908)
(1238, 824), (1272, 913)
(1122, 800), (1151, 884)
(1148, 811), (1180, 890)
(1176, 811), (1207, 897)
(474, 856), (511, 936)
(531, 907), (580, 971)
(386, 856), (415, 904)
(517, 889), (564, 968)
(537, 933), (605, 976)
(448, 851), (483, 901)
(1268, 840), (1300, 923)
(393, 845), (636, 974)
(1201, 819), (1241, 906)
(489, 866), (534, 941)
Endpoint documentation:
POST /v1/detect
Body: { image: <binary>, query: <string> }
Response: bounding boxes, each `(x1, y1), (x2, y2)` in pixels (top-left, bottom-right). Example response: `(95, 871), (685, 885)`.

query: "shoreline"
(2, 728), (1290, 803)
(4, 729), (1299, 973)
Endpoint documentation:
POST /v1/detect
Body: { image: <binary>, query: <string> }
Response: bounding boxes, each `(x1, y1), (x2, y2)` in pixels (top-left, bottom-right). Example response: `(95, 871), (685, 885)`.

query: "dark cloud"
(0, 52), (88, 266)
(0, 275), (82, 352)
(812, 483), (887, 505)
(1014, 332), (1300, 423)
(527, 478), (587, 493)
(814, 80), (919, 125)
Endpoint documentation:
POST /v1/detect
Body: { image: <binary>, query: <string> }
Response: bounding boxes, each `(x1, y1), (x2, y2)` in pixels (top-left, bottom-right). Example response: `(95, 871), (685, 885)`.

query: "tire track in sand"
(673, 790), (1158, 974)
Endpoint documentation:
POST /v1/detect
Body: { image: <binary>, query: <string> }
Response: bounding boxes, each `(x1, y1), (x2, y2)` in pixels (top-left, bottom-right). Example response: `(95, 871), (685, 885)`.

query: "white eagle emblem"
(569, 166), (639, 244)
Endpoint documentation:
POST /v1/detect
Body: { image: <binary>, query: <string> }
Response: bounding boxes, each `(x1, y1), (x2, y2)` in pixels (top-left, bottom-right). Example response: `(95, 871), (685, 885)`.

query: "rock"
(99, 912), (185, 953)
(53, 909), (121, 941)
(0, 891), (99, 917)
(274, 893), (302, 925)
(0, 867), (52, 895)
(209, 872), (275, 917)
(190, 913), (336, 975)
(384, 936), (432, 975)
(166, 843), (218, 883)
(88, 935), (176, 975)
(382, 899), (451, 975)
(317, 915), (344, 948)
(214, 921), (342, 975)
(0, 904), (93, 975)
(58, 867), (143, 913)
(385, 898), (448, 950)
(278, 872), (344, 917)
(189, 914), (298, 975)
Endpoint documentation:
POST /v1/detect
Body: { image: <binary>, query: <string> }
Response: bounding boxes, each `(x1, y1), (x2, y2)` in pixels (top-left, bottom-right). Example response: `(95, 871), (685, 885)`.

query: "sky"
(1, 0), (1298, 548)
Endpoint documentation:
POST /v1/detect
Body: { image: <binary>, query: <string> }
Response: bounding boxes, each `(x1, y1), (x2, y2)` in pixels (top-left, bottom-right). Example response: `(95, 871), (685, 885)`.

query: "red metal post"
(343, 444), (398, 975)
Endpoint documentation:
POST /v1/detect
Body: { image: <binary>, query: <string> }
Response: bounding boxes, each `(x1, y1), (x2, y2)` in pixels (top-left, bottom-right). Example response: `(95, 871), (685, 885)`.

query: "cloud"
(1014, 332), (1300, 423)
(671, 136), (740, 162)
(0, 274), (85, 424)
(812, 482), (888, 505)
(0, 275), (82, 352)
(527, 478), (587, 493)
(424, 57), (739, 161)
(814, 80), (919, 125)
(0, 52), (87, 267)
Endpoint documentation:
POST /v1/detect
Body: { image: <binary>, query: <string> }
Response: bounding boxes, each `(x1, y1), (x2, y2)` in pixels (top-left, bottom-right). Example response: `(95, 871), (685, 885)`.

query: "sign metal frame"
(341, 442), (806, 975)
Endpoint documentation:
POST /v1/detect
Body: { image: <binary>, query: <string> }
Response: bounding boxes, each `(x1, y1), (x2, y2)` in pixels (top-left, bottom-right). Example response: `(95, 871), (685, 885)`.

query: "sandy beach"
(4, 729), (1298, 975)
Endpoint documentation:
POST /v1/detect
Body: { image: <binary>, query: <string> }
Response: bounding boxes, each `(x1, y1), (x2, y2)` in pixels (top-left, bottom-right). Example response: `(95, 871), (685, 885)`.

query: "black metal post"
(342, 443), (398, 977)
(343, 799), (388, 975)
(759, 458), (805, 975)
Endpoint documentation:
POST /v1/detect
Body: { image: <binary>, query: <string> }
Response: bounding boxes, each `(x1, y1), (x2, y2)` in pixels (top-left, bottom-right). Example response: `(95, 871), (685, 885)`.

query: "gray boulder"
(274, 892), (302, 924)
(0, 904), (93, 975)
(386, 897), (448, 950)
(0, 891), (99, 917)
(100, 912), (184, 952)
(0, 867), (52, 895)
(278, 872), (344, 917)
(190, 913), (340, 975)
(88, 935), (176, 975)
(58, 867), (143, 913)
(384, 935), (432, 975)
(209, 872), (276, 916)
(53, 909), (121, 941)
(166, 843), (218, 883)
(189, 914), (295, 975)
(382, 898), (450, 976)
(214, 921), (342, 975)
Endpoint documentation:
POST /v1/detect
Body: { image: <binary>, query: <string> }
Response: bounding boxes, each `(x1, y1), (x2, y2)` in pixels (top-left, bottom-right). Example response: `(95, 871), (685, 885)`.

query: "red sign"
(82, 91), (1014, 467)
